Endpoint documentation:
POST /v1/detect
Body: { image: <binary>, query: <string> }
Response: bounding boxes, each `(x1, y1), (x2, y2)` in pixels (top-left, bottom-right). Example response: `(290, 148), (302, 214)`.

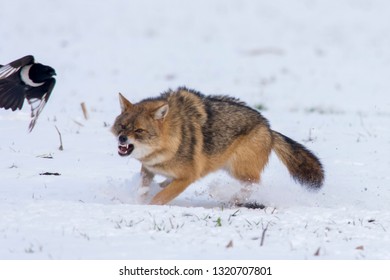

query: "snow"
(1, 0), (390, 260)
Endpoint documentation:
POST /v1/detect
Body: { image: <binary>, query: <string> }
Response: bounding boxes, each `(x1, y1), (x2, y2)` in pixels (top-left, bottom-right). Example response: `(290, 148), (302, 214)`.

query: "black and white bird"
(0, 55), (56, 132)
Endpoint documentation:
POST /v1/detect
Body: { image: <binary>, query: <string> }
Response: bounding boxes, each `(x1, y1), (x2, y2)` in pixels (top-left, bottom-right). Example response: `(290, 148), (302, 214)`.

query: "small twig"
(72, 119), (84, 127)
(358, 112), (373, 137)
(314, 247), (321, 256)
(39, 172), (61, 176)
(81, 102), (89, 120)
(55, 125), (64, 151)
(36, 153), (53, 159)
(226, 240), (234, 248)
(260, 222), (270, 247)
(228, 209), (240, 222)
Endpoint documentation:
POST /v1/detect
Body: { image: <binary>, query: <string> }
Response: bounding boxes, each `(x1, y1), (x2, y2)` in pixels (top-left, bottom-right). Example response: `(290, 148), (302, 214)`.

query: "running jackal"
(111, 87), (324, 205)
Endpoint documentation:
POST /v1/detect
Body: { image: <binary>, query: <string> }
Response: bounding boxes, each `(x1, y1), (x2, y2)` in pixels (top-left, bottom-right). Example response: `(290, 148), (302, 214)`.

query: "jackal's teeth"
(117, 143), (134, 156)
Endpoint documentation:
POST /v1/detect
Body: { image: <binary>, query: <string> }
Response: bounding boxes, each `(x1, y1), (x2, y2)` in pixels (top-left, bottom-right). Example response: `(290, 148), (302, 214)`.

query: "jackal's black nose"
(118, 135), (128, 144)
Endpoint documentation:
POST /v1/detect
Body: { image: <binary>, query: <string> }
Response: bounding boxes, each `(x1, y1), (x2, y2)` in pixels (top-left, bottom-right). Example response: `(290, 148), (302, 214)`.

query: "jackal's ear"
(153, 103), (169, 120)
(118, 93), (133, 112)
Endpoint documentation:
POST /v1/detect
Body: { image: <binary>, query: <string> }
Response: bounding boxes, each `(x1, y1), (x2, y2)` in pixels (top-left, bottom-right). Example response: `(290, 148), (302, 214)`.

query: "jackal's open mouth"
(118, 143), (134, 156)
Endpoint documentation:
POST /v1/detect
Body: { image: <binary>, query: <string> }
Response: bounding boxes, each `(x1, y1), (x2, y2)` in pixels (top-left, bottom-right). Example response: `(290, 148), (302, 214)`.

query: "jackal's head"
(111, 93), (169, 159)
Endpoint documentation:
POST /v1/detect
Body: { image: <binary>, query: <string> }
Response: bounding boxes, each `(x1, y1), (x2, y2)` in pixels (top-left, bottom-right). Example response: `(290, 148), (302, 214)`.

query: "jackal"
(111, 87), (324, 206)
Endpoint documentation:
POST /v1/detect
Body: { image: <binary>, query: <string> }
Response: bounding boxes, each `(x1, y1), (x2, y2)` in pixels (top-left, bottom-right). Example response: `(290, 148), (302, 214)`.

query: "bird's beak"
(48, 67), (56, 76)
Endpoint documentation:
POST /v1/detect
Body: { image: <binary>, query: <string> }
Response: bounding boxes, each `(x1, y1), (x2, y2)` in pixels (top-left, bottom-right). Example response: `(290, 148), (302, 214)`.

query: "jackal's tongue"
(118, 143), (134, 156)
(119, 146), (128, 153)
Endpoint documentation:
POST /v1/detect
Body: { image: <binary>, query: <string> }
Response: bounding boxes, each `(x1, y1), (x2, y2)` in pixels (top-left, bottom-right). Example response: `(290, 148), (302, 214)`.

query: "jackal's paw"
(137, 186), (150, 196)
(230, 194), (250, 207)
(159, 178), (172, 188)
(135, 187), (150, 204)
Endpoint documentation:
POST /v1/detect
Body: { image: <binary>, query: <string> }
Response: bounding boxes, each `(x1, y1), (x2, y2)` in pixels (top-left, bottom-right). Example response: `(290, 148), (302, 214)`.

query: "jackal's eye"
(120, 124), (126, 130)
(134, 128), (144, 134)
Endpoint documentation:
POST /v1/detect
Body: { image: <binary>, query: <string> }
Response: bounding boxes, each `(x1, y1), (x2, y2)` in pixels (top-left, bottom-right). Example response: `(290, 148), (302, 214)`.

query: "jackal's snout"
(118, 135), (128, 144)
(117, 134), (134, 156)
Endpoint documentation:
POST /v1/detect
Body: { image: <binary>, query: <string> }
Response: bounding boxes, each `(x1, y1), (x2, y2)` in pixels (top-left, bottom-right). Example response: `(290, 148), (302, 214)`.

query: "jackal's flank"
(111, 87), (324, 205)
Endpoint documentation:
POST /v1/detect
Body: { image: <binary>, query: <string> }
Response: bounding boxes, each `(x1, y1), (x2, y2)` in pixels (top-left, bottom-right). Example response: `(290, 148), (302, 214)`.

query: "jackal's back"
(163, 87), (270, 157)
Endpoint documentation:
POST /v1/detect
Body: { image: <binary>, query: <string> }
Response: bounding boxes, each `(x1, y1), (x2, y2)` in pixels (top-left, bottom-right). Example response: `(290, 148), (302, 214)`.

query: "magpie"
(0, 55), (56, 132)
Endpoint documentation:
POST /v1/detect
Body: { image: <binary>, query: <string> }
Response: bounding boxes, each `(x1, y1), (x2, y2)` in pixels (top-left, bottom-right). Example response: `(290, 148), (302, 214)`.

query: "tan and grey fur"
(111, 87), (324, 205)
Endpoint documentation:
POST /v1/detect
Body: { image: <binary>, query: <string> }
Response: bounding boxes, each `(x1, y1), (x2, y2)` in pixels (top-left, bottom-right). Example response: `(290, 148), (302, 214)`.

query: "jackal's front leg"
(138, 165), (154, 197)
(150, 178), (193, 205)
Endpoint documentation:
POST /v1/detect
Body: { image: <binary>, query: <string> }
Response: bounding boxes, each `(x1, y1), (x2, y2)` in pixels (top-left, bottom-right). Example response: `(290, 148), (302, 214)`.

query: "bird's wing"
(27, 78), (56, 132)
(0, 56), (35, 111)
(0, 55), (34, 79)
(0, 80), (26, 110)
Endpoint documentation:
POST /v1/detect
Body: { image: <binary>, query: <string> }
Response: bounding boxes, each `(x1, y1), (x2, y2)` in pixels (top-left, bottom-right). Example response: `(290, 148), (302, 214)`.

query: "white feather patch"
(0, 65), (20, 79)
(20, 65), (44, 87)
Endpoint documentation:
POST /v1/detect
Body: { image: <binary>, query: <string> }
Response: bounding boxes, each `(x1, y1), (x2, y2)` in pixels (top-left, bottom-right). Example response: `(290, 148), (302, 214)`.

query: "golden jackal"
(111, 87), (324, 206)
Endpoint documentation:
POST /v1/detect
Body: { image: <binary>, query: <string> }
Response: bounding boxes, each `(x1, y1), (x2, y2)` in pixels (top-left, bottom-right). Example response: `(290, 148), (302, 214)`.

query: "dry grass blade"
(81, 102), (89, 120)
(260, 222), (270, 247)
(55, 125), (64, 151)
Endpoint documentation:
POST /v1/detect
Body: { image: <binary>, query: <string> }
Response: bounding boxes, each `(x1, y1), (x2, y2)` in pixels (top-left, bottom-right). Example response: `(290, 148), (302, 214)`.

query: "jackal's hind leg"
(226, 129), (272, 206)
(230, 183), (257, 206)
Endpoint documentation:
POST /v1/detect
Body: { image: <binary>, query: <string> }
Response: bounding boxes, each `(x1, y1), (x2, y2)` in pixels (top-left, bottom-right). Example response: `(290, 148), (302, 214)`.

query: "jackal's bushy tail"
(271, 131), (324, 189)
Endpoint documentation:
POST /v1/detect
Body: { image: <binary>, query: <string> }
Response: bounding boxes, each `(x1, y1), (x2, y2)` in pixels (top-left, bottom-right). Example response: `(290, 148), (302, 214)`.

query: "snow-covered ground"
(1, 0), (389, 259)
